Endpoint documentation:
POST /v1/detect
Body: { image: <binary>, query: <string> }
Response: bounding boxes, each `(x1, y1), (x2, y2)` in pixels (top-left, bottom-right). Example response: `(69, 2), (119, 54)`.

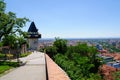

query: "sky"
(4, 0), (120, 38)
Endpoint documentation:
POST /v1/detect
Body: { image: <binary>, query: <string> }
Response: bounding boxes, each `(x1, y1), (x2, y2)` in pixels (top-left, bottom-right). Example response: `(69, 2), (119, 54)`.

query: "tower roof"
(25, 22), (41, 38)
(28, 22), (38, 32)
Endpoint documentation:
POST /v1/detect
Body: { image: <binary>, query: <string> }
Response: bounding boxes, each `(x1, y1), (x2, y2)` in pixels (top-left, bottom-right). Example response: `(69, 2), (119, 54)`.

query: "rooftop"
(26, 22), (41, 38)
(28, 22), (38, 32)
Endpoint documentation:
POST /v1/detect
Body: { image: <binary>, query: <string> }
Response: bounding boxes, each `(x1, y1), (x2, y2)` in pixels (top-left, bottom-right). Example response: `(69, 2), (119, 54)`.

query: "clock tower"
(26, 22), (41, 50)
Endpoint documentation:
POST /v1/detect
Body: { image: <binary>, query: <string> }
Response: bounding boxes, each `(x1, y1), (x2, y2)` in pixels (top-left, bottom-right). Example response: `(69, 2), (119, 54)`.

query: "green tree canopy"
(53, 38), (67, 54)
(0, 0), (29, 40)
(0, 0), (29, 50)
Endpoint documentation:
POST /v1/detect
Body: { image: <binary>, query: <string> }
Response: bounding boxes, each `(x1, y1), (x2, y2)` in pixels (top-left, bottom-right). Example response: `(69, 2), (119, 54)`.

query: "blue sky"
(5, 0), (120, 38)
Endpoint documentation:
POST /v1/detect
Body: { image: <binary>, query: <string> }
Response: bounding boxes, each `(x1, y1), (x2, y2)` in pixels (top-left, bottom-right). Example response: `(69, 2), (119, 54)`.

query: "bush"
(0, 53), (5, 59)
(54, 53), (102, 80)
(20, 52), (31, 57)
(53, 38), (67, 54)
(45, 46), (57, 58)
(0, 53), (14, 60)
(6, 62), (19, 67)
(44, 38), (103, 80)
(0, 61), (19, 67)
(112, 71), (120, 80)
(6, 54), (13, 59)
(53, 40), (102, 80)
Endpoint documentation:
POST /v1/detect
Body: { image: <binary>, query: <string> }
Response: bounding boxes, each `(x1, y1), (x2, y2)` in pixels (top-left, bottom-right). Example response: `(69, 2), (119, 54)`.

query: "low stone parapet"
(45, 54), (70, 80)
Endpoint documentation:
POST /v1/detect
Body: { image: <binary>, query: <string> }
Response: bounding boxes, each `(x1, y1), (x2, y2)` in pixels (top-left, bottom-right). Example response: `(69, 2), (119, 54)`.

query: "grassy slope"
(0, 66), (12, 74)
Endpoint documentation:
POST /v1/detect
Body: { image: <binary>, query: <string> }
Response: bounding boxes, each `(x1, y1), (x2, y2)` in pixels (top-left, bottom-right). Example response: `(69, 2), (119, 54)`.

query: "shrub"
(0, 61), (19, 67)
(45, 46), (57, 58)
(53, 40), (102, 80)
(20, 52), (31, 57)
(54, 53), (102, 80)
(53, 38), (67, 54)
(6, 53), (13, 59)
(0, 53), (5, 59)
(112, 71), (120, 80)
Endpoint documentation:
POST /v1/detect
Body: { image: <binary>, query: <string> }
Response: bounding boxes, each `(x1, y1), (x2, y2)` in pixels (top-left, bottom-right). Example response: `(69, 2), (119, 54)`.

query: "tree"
(45, 46), (57, 58)
(0, 0), (29, 40)
(0, 0), (29, 48)
(2, 34), (16, 48)
(53, 38), (67, 54)
(0, 0), (30, 61)
(45, 38), (103, 79)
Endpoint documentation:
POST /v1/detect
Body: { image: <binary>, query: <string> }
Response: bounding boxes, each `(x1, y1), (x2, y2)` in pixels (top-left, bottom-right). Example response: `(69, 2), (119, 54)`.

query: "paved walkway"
(0, 51), (46, 80)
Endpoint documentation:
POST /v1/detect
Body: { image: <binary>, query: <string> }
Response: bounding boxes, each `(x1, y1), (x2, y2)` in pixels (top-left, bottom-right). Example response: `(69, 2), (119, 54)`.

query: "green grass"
(0, 61), (19, 74)
(0, 65), (12, 74)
